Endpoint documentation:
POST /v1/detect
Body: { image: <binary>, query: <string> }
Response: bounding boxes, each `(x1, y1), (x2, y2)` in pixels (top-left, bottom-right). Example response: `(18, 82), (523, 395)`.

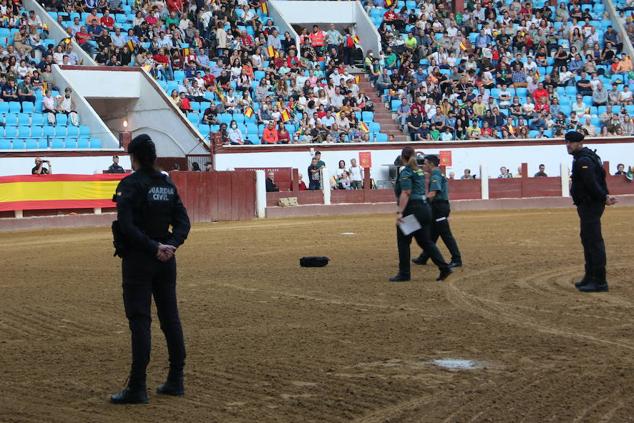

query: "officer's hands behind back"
(606, 196), (618, 206)
(157, 243), (177, 262)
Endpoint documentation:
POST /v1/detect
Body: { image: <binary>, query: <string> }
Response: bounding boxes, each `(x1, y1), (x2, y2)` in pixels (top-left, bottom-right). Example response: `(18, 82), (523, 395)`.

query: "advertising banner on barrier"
(0, 174), (126, 212)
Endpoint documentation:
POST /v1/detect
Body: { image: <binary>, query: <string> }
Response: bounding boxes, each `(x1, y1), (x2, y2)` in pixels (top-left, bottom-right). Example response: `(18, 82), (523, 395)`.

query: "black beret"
(128, 134), (156, 161)
(299, 256), (330, 267)
(425, 154), (440, 166)
(565, 131), (585, 143)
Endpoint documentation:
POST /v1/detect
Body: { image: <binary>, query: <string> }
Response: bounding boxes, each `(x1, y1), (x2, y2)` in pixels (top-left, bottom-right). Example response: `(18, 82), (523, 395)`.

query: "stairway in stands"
(356, 75), (403, 139)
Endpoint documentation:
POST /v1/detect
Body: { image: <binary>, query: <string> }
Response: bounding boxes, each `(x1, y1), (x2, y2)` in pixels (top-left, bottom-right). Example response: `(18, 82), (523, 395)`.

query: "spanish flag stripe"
(0, 199), (116, 213)
(0, 174), (126, 183)
(0, 180), (121, 203)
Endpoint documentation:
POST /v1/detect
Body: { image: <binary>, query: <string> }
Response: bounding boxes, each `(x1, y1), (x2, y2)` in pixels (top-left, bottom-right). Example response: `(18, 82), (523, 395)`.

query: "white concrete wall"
(214, 142), (633, 181)
(61, 70), (142, 98)
(59, 68), (208, 157)
(268, 1), (301, 55)
(52, 65), (120, 148)
(23, 0), (95, 65)
(0, 155), (131, 176)
(270, 0), (380, 55)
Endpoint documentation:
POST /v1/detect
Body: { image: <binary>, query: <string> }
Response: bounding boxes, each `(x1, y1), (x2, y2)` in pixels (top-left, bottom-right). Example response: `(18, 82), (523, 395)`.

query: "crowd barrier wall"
(169, 171), (257, 222)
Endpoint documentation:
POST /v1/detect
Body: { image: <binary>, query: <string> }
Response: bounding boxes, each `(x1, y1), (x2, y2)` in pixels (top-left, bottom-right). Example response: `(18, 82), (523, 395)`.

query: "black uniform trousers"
(418, 201), (461, 263)
(577, 202), (607, 282)
(397, 199), (449, 276)
(122, 251), (185, 389)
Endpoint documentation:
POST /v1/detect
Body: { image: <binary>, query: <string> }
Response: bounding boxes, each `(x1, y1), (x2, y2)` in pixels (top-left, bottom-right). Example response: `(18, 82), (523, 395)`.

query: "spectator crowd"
(40, 0), (392, 144)
(365, 0), (634, 140)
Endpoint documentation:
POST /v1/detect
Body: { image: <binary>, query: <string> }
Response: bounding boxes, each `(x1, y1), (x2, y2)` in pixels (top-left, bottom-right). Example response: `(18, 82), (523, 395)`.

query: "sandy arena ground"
(1, 208), (633, 423)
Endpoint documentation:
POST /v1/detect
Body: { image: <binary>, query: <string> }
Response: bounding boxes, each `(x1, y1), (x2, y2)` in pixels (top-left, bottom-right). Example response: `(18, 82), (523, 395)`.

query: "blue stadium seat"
(57, 114), (68, 126)
(90, 138), (102, 148)
(77, 138), (90, 149)
(43, 126), (55, 138)
(25, 139), (38, 149)
(17, 126), (30, 138)
(67, 126), (80, 138)
(55, 127), (67, 137)
(5, 114), (17, 126)
(30, 127), (43, 138)
(375, 133), (388, 142)
(11, 139), (24, 149)
(31, 114), (44, 126)
(22, 102), (34, 113)
(4, 126), (17, 138)
(8, 102), (20, 113)
(64, 139), (77, 149)
(79, 125), (90, 136)
(0, 139), (10, 149)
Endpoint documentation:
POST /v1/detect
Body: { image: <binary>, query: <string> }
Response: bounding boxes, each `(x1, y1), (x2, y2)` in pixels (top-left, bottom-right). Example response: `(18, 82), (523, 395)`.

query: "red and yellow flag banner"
(0, 174), (126, 212)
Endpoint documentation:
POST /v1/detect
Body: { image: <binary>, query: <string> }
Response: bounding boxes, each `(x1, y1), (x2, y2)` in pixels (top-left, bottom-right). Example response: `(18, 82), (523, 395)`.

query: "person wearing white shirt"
(619, 86), (633, 104)
(111, 28), (128, 48)
(348, 158), (364, 189)
(157, 32), (173, 49)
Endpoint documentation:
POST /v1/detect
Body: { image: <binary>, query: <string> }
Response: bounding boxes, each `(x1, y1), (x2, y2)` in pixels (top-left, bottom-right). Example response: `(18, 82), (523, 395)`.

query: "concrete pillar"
(363, 167), (371, 190)
(560, 163), (570, 198)
(255, 170), (266, 218)
(94, 207), (102, 215)
(14, 210), (23, 219)
(480, 165), (489, 200)
(322, 167), (331, 205)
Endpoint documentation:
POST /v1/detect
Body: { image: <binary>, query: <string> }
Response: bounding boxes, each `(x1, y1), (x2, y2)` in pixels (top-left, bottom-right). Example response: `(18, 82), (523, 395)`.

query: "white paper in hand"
(398, 214), (421, 236)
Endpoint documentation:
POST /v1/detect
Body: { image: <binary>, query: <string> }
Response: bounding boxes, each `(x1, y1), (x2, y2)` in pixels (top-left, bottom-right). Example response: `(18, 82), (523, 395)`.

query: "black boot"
(110, 386), (148, 404)
(389, 273), (411, 282)
(574, 275), (591, 288)
(412, 255), (428, 265)
(157, 370), (184, 396)
(436, 267), (453, 281)
(448, 260), (462, 268)
(576, 280), (608, 293)
(577, 269), (608, 293)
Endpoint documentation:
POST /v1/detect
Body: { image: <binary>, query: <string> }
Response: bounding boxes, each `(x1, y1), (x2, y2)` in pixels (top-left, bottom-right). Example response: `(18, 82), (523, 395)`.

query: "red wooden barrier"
(607, 176), (634, 195)
(169, 171), (256, 222)
(447, 179), (481, 200)
(235, 167), (293, 191)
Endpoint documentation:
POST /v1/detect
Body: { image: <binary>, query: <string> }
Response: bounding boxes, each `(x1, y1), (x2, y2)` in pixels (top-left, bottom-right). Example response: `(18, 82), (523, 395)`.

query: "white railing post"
(255, 170), (266, 218)
(322, 167), (331, 205)
(560, 163), (570, 198)
(479, 165), (489, 200)
(14, 210), (23, 219)
(94, 207), (102, 215)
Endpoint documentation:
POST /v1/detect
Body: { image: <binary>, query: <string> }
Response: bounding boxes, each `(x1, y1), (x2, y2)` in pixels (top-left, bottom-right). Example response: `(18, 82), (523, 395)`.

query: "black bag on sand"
(300, 256), (330, 267)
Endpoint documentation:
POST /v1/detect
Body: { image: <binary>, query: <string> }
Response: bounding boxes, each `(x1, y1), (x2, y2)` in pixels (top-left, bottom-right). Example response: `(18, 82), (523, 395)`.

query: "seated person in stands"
(2, 80), (19, 102)
(106, 155), (125, 173)
(277, 125), (291, 144)
(227, 120), (244, 145)
(178, 92), (192, 113)
(498, 166), (512, 178)
(32, 157), (52, 175)
(202, 103), (219, 125)
(262, 121), (279, 144)
(461, 169), (472, 180)
(266, 171), (279, 192)
(406, 107), (424, 141)
(18, 76), (36, 104)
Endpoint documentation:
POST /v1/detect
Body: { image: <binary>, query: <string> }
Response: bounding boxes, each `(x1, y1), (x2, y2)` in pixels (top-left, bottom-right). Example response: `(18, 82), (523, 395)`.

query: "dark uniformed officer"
(391, 147), (452, 282)
(111, 134), (191, 404)
(412, 155), (462, 268)
(566, 131), (617, 293)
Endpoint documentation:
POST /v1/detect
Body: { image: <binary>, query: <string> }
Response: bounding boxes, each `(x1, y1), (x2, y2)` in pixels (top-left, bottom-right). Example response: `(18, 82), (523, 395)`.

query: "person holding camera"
(32, 157), (52, 175)
(110, 134), (191, 404)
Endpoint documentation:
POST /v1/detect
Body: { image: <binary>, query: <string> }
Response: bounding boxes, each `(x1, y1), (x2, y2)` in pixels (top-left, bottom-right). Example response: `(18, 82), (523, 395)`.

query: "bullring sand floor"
(1, 209), (633, 422)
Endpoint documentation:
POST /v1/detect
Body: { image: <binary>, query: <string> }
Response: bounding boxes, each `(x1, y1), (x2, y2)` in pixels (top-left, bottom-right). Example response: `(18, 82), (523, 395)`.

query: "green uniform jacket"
(429, 168), (449, 201)
(395, 166), (426, 205)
